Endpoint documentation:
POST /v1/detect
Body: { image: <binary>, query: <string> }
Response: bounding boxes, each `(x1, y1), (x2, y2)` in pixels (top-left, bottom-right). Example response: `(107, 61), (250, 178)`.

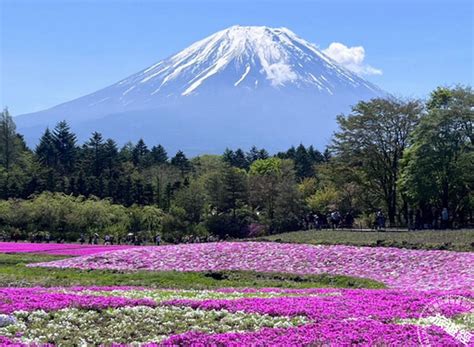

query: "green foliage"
(298, 177), (319, 199)
(399, 86), (473, 224)
(170, 150), (192, 175)
(173, 180), (206, 224)
(331, 98), (423, 224)
(0, 86), (472, 240)
(0, 108), (35, 199)
(0, 108), (22, 171)
(0, 192), (164, 241)
(250, 159), (303, 232)
(276, 144), (324, 179)
(0, 253), (385, 289)
(306, 186), (341, 213)
(249, 157), (282, 176)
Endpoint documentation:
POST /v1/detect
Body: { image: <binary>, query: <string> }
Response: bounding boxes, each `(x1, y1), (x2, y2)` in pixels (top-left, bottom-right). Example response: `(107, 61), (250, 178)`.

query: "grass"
(255, 229), (474, 252)
(0, 253), (384, 289)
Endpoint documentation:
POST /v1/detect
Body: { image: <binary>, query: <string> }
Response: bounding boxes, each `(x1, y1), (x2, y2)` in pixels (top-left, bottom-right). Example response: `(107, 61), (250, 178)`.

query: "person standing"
(330, 211), (341, 230)
(441, 208), (449, 229)
(344, 211), (354, 229)
(407, 208), (414, 231)
(415, 209), (422, 230)
(313, 213), (321, 230)
(375, 210), (386, 230)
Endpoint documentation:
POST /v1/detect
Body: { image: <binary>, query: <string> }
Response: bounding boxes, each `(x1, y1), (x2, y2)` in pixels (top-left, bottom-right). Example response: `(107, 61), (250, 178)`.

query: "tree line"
(0, 86), (472, 242)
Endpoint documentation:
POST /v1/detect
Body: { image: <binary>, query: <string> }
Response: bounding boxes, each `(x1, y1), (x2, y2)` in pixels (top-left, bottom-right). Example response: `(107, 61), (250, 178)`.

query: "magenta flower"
(0, 287), (155, 314)
(31, 242), (474, 290)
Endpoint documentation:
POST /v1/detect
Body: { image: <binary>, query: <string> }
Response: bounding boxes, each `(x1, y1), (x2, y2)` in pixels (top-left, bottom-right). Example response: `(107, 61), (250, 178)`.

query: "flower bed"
(3, 242), (472, 344)
(31, 242), (474, 290)
(0, 287), (155, 313)
(0, 241), (136, 256)
(0, 287), (471, 346)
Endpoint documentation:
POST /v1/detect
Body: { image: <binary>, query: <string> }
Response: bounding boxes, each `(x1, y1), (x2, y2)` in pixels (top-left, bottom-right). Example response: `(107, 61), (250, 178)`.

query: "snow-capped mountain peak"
(16, 25), (386, 155)
(110, 25), (381, 101)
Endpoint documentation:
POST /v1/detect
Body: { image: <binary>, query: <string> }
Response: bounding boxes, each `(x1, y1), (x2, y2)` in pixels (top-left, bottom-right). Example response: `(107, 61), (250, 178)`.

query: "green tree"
(306, 186), (341, 213)
(0, 108), (21, 172)
(52, 121), (77, 175)
(206, 165), (248, 216)
(36, 128), (56, 167)
(171, 150), (192, 175)
(173, 180), (206, 224)
(140, 205), (165, 238)
(132, 138), (151, 168)
(0, 109), (34, 198)
(399, 86), (473, 224)
(103, 139), (119, 180)
(232, 148), (248, 169)
(294, 144), (313, 179)
(150, 144), (168, 164)
(82, 132), (105, 177)
(332, 98), (422, 224)
(249, 158), (301, 232)
(250, 146), (269, 162)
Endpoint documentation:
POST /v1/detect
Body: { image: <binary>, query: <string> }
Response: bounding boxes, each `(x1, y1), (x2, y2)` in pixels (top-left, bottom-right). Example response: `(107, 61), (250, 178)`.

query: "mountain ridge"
(15, 25), (386, 155)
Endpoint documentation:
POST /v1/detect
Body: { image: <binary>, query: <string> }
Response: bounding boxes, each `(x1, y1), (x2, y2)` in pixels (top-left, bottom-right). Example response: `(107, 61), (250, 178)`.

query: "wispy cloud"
(322, 42), (382, 76)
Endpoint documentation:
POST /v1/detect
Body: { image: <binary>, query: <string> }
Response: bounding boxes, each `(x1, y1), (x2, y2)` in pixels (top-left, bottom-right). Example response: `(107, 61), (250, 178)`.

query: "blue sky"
(1, 0), (473, 115)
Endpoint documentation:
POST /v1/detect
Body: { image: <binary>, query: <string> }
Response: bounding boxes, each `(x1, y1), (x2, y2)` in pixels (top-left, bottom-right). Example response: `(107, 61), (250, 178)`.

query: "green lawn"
(0, 253), (384, 289)
(255, 229), (474, 251)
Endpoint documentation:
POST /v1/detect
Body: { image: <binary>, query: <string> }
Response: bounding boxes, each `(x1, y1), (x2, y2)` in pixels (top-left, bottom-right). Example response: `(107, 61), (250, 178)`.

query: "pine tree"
(278, 146), (296, 160)
(0, 108), (31, 198)
(119, 142), (134, 162)
(294, 144), (313, 178)
(103, 139), (119, 179)
(222, 148), (235, 166)
(36, 128), (56, 167)
(132, 138), (150, 167)
(247, 146), (260, 163)
(258, 148), (269, 160)
(143, 182), (155, 205)
(132, 178), (145, 204)
(76, 171), (87, 195)
(307, 145), (324, 164)
(233, 148), (249, 169)
(221, 166), (248, 216)
(83, 132), (105, 177)
(52, 121), (77, 175)
(122, 177), (133, 206)
(150, 145), (168, 164)
(323, 148), (331, 162)
(171, 150), (191, 175)
(0, 108), (20, 172)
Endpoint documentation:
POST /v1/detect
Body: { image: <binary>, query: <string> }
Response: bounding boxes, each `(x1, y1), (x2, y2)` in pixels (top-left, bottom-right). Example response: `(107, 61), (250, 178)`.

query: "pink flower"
(31, 242), (474, 290)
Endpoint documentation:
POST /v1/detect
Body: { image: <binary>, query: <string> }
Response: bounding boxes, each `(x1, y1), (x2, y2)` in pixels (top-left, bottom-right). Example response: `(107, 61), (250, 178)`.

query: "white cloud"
(322, 42), (382, 76)
(264, 62), (298, 86)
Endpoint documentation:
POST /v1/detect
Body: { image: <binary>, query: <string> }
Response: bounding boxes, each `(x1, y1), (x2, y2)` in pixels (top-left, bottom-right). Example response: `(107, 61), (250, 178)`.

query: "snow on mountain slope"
(84, 25), (382, 107)
(15, 25), (386, 154)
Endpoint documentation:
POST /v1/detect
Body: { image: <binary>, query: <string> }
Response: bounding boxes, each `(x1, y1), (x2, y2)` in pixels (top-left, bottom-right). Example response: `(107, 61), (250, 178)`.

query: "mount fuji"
(15, 25), (386, 155)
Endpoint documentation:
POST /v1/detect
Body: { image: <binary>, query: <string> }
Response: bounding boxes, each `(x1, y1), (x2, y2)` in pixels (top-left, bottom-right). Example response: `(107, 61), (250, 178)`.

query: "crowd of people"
(303, 210), (357, 230)
(76, 232), (223, 246)
(407, 207), (450, 230)
(301, 207), (453, 231)
(3, 207), (457, 246)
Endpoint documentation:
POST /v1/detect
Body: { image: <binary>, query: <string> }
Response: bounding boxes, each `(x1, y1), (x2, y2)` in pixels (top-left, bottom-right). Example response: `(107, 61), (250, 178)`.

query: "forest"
(0, 86), (472, 243)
